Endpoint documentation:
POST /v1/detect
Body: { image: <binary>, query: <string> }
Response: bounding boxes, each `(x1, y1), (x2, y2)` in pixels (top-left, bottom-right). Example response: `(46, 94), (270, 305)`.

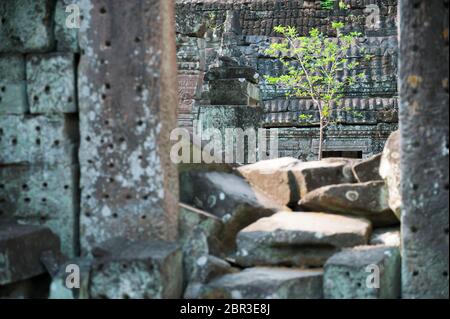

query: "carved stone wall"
(175, 0), (399, 160)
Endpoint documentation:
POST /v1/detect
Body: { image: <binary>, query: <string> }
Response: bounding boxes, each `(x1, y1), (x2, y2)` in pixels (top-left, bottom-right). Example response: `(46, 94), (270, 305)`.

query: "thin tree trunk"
(318, 117), (325, 160)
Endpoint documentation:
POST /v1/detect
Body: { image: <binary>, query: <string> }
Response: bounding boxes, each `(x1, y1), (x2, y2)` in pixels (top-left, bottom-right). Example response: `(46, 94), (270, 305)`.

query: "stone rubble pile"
(178, 130), (401, 299)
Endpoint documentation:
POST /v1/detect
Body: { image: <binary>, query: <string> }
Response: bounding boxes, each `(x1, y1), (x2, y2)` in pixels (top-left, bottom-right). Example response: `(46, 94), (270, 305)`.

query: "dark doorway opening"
(322, 151), (363, 159)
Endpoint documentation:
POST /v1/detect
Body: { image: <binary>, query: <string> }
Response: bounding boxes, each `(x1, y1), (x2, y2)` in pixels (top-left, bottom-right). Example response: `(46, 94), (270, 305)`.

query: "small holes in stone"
(44, 85), (51, 94)
(100, 7), (107, 14)
(68, 96), (73, 103)
(105, 41), (111, 48)
(36, 138), (41, 145)
(64, 185), (70, 190)
(412, 270), (419, 277)
(0, 86), (5, 93)
(54, 140), (60, 147)
(103, 194), (110, 199)
(24, 198), (31, 203)
(126, 194), (133, 200)
(22, 184), (28, 191)
(445, 228), (449, 235)
(42, 182), (48, 188)
(35, 126), (41, 132)
(443, 271), (449, 277)
(11, 138), (17, 145)
(411, 226), (418, 233)
(33, 95), (39, 102)
(112, 213), (118, 219)
(86, 136), (91, 142)
(101, 94), (107, 101)
(135, 37), (141, 43)
(105, 83), (111, 90)
(141, 215), (147, 220)
(85, 211), (91, 217)
(137, 120), (144, 126)
(0, 18), (6, 25)
(41, 198), (47, 203)
(119, 137), (126, 143)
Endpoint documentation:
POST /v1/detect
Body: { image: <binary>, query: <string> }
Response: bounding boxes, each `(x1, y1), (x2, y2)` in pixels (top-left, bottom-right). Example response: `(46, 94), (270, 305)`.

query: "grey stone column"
(399, 0), (449, 298)
(78, 0), (179, 253)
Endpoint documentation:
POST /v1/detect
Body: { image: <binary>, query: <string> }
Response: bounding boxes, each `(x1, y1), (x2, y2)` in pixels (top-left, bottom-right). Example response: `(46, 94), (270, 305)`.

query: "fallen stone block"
(0, 54), (28, 114)
(27, 53), (76, 114)
(179, 203), (224, 256)
(370, 228), (401, 247)
(237, 157), (301, 207)
(193, 267), (324, 299)
(291, 158), (357, 198)
(54, 0), (80, 52)
(379, 130), (402, 220)
(89, 239), (183, 299)
(324, 246), (401, 299)
(0, 223), (61, 285)
(0, 115), (77, 165)
(235, 212), (371, 268)
(0, 164), (79, 257)
(209, 79), (260, 105)
(299, 181), (399, 227)
(352, 153), (383, 182)
(180, 171), (286, 253)
(0, 0), (55, 53)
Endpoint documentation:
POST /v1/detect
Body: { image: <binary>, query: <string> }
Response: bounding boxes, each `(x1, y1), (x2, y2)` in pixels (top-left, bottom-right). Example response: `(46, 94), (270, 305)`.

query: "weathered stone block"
(0, 0), (55, 53)
(206, 66), (260, 84)
(324, 246), (401, 299)
(0, 223), (60, 285)
(291, 158), (357, 198)
(54, 0), (80, 52)
(89, 239), (183, 299)
(352, 153), (383, 182)
(0, 83), (28, 115)
(180, 171), (285, 253)
(79, 0), (179, 253)
(0, 54), (28, 114)
(237, 157), (301, 206)
(179, 203), (224, 256)
(27, 53), (76, 114)
(370, 227), (401, 247)
(193, 267), (324, 299)
(209, 79), (260, 105)
(379, 130), (401, 219)
(235, 212), (372, 268)
(299, 181), (399, 227)
(0, 115), (77, 165)
(0, 164), (79, 257)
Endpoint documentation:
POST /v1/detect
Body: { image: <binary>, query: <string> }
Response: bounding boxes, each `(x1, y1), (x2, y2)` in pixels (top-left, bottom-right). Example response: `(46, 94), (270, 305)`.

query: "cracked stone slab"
(193, 267), (324, 299)
(0, 223), (61, 285)
(235, 212), (372, 268)
(324, 245), (401, 299)
(27, 53), (76, 114)
(89, 239), (183, 299)
(299, 181), (399, 227)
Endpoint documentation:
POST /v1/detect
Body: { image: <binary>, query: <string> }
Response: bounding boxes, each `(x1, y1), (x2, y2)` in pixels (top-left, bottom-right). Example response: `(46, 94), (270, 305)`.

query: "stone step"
(324, 245), (401, 299)
(235, 212), (371, 268)
(189, 267), (324, 299)
(299, 181), (399, 227)
(0, 223), (61, 285)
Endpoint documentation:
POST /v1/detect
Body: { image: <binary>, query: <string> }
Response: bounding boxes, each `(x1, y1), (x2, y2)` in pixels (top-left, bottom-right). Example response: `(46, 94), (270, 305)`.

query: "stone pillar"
(78, 0), (179, 253)
(399, 0), (449, 298)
